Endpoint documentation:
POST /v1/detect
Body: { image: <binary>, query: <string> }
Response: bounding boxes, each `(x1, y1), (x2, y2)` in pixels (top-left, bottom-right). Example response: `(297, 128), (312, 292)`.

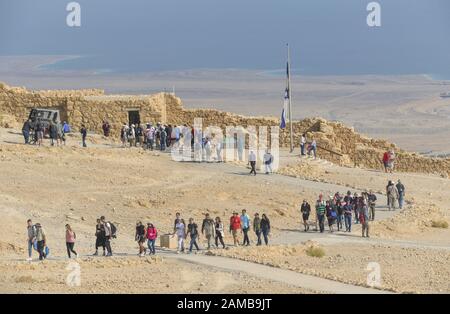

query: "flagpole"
(287, 43), (294, 153)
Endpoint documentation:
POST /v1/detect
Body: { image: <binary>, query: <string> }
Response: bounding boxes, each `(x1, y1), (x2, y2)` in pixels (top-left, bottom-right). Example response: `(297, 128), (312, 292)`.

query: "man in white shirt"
(263, 150), (273, 174)
(300, 133), (306, 156)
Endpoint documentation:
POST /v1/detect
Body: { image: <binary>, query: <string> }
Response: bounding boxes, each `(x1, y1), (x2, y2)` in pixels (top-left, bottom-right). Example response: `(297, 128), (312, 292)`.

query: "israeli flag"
(280, 88), (288, 129)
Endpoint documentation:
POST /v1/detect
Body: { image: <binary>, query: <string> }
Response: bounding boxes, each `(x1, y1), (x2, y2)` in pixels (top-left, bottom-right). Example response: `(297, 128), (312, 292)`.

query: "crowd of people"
(25, 178), (406, 261)
(22, 119), (71, 147)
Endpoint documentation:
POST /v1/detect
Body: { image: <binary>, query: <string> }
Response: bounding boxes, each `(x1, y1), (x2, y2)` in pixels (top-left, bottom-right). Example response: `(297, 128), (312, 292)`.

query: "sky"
(0, 0), (449, 77)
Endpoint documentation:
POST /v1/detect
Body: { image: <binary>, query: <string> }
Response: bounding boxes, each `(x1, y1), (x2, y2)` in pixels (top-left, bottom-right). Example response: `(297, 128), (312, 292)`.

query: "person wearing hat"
(367, 190), (377, 220)
(396, 179), (405, 209)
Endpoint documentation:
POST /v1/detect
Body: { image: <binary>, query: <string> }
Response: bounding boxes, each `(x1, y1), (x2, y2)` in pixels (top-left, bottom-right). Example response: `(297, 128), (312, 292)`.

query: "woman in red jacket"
(146, 223), (158, 255)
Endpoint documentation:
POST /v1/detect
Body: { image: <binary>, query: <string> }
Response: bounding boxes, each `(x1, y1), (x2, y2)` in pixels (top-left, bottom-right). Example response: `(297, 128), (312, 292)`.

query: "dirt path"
(158, 250), (392, 294)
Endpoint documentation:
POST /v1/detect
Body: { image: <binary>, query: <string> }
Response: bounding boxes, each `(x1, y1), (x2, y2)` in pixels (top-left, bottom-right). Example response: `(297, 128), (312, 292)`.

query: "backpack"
(109, 222), (117, 238)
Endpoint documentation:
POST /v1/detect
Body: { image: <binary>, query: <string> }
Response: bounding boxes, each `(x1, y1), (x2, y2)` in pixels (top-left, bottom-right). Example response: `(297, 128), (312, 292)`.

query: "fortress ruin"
(1, 81), (449, 177)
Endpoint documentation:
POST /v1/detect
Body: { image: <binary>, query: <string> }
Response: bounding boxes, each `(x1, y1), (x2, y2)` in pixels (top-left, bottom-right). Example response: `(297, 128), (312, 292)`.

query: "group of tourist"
(22, 119), (71, 146)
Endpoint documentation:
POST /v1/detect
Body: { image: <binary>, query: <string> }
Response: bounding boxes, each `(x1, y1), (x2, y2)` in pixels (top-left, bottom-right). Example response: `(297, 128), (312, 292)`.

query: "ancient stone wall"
(1, 81), (449, 176)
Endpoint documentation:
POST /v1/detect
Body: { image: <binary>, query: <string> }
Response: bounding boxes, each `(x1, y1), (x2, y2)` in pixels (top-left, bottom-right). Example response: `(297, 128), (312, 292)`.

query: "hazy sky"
(0, 0), (449, 77)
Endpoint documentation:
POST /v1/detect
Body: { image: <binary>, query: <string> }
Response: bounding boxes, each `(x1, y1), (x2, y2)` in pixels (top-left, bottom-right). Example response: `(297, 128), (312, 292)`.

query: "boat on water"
(440, 92), (450, 98)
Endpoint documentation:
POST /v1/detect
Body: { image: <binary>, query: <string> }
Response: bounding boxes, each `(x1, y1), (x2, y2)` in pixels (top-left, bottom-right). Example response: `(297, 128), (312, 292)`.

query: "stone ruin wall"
(1, 82), (449, 176)
(0, 82), (166, 137)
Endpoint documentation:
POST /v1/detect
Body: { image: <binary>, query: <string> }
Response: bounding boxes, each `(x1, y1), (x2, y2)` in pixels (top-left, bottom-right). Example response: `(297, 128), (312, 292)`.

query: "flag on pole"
(280, 61), (290, 129)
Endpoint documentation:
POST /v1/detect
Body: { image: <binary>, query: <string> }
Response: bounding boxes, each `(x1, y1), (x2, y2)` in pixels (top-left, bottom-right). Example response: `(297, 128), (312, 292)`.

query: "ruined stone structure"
(1, 81), (449, 176)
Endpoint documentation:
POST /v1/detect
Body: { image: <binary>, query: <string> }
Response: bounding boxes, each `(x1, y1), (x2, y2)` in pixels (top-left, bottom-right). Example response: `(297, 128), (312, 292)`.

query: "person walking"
(368, 190), (377, 220)
(315, 194), (326, 233)
(360, 203), (370, 238)
(49, 122), (58, 146)
(128, 124), (136, 147)
(214, 217), (226, 249)
(187, 218), (200, 253)
(260, 214), (270, 245)
(387, 181), (399, 210)
(145, 124), (155, 150)
(175, 218), (186, 253)
(93, 219), (106, 256)
(22, 119), (32, 144)
(396, 180), (405, 209)
(101, 216), (113, 256)
(263, 150), (273, 174)
(336, 200), (344, 231)
(146, 223), (157, 255)
(308, 139), (317, 159)
(326, 200), (337, 233)
(201, 213), (215, 250)
(35, 223), (46, 260)
(65, 224), (78, 258)
(300, 200), (311, 232)
(136, 124), (144, 147)
(382, 151), (390, 173)
(344, 202), (353, 232)
(240, 209), (251, 246)
(35, 120), (44, 146)
(26, 219), (36, 261)
(135, 221), (146, 256)
(249, 151), (257, 175)
(80, 125), (87, 148)
(253, 213), (262, 245)
(229, 212), (241, 246)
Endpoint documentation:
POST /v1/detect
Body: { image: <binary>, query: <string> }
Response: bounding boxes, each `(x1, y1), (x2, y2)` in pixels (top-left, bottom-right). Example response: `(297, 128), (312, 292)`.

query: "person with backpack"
(386, 181), (399, 210)
(300, 200), (311, 232)
(260, 214), (271, 245)
(35, 223), (46, 260)
(326, 200), (337, 233)
(100, 216), (113, 256)
(93, 218), (106, 256)
(315, 194), (326, 233)
(80, 125), (87, 148)
(360, 203), (370, 238)
(135, 221), (146, 256)
(229, 212), (241, 246)
(344, 202), (353, 232)
(240, 209), (251, 246)
(65, 224), (78, 258)
(146, 223), (158, 255)
(26, 219), (36, 261)
(214, 217), (226, 249)
(187, 218), (200, 253)
(367, 190), (377, 220)
(201, 213), (215, 250)
(396, 180), (405, 209)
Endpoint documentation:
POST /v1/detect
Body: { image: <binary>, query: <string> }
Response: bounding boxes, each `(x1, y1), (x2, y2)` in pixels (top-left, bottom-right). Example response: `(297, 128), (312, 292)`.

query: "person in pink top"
(65, 224), (78, 258)
(146, 223), (158, 255)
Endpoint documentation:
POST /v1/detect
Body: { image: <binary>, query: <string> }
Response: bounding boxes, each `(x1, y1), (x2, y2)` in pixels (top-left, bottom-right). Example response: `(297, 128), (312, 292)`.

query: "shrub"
(431, 220), (449, 229)
(306, 246), (325, 258)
